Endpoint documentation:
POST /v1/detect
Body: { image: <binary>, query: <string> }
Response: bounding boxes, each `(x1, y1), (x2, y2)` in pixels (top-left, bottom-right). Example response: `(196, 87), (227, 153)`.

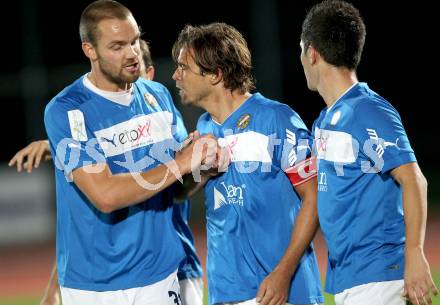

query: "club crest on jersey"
(236, 114), (251, 129)
(144, 93), (158, 107)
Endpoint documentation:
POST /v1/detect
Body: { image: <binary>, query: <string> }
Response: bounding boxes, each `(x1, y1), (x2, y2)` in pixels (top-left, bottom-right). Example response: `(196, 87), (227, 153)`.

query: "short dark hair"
(139, 39), (153, 68)
(172, 22), (255, 94)
(301, 0), (366, 70)
(79, 0), (133, 46)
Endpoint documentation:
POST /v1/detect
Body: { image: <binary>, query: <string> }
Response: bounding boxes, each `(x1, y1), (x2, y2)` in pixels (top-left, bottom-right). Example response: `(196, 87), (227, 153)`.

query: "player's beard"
(98, 56), (140, 86)
(179, 86), (210, 107)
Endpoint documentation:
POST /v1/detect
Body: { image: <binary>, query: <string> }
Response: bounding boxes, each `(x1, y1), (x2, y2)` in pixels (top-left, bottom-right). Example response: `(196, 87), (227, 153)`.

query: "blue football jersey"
(173, 200), (203, 280)
(312, 82), (416, 294)
(197, 93), (323, 305)
(44, 75), (189, 291)
(171, 111), (204, 281)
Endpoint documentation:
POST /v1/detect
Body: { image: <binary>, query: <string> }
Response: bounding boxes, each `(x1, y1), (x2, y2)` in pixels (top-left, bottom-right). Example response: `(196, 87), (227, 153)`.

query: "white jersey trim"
(326, 82), (358, 113)
(83, 74), (134, 107)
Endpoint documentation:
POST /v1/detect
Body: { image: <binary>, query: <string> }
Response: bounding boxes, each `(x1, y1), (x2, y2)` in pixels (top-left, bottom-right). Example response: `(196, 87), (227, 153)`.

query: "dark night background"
(0, 1), (439, 302)
(0, 0), (437, 183)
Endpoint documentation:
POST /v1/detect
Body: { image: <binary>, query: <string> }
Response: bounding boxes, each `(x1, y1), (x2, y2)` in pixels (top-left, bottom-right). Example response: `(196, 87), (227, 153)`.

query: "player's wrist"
(173, 155), (191, 177)
(405, 244), (423, 252)
(273, 260), (296, 278)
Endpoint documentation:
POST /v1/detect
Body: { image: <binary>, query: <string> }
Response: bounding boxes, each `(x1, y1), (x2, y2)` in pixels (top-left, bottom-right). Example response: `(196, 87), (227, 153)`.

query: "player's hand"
(404, 247), (438, 305)
(201, 144), (230, 178)
(192, 130), (230, 176)
(176, 133), (218, 174)
(256, 269), (291, 305)
(188, 130), (217, 169)
(8, 140), (51, 173)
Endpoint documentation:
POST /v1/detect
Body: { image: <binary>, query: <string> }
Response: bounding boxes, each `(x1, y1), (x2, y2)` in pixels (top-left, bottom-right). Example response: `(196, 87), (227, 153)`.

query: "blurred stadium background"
(0, 0), (438, 304)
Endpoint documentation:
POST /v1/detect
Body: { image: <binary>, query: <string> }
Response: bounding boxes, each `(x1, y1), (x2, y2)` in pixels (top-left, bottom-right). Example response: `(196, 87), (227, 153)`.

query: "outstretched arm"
(72, 134), (217, 213)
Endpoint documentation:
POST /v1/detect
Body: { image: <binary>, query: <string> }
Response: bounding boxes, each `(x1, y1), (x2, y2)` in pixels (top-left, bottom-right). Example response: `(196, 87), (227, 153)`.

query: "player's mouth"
(176, 84), (185, 94)
(124, 62), (139, 73)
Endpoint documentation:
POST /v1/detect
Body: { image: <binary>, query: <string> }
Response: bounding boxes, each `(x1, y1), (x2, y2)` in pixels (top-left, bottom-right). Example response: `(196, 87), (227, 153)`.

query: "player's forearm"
(109, 162), (187, 210)
(74, 160), (190, 213)
(274, 191), (319, 277)
(402, 169), (428, 251)
(174, 173), (209, 202)
(40, 262), (60, 305)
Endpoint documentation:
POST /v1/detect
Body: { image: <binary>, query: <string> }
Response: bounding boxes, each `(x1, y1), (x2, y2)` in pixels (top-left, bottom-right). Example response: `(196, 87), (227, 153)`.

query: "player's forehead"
(178, 47), (197, 67)
(95, 16), (140, 45)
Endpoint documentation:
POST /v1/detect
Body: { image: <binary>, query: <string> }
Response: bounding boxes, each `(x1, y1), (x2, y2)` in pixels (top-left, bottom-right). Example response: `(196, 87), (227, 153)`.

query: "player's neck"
(88, 71), (132, 92)
(207, 90), (251, 124)
(318, 68), (358, 108)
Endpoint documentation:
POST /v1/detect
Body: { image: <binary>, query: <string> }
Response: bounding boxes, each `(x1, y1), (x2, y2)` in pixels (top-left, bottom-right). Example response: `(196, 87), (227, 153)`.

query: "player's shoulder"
(45, 76), (87, 116)
(342, 83), (393, 113)
(135, 78), (175, 108)
(351, 85), (400, 122)
(136, 78), (170, 96)
(251, 93), (299, 117)
(249, 93), (308, 132)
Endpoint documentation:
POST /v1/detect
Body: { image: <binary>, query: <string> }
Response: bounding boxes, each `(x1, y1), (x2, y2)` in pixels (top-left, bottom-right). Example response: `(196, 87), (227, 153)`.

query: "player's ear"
(145, 66), (155, 81)
(82, 42), (98, 61)
(308, 45), (318, 65)
(210, 68), (223, 86)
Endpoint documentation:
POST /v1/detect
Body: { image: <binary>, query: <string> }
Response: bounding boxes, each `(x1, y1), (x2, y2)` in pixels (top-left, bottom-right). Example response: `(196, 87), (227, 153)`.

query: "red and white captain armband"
(284, 157), (317, 186)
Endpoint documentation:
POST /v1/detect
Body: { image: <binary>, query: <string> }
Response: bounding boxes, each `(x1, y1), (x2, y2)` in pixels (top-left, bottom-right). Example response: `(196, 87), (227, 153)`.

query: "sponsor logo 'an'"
(318, 172), (327, 192)
(214, 182), (245, 210)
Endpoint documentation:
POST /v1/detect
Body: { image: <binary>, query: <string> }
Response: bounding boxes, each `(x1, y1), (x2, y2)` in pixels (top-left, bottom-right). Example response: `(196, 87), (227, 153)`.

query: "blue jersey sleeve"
(156, 83), (188, 144)
(44, 99), (106, 180)
(351, 99), (416, 173)
(272, 104), (316, 186)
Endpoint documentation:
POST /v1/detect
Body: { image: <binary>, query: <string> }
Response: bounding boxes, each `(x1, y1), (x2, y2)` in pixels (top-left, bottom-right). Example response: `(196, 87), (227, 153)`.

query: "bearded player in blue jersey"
(172, 23), (323, 305)
(299, 1), (438, 305)
(10, 39), (204, 305)
(41, 1), (216, 304)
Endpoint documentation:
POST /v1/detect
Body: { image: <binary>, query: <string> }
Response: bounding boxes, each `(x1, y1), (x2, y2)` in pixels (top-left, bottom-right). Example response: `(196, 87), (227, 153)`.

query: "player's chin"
(121, 71), (140, 83)
(179, 94), (192, 106)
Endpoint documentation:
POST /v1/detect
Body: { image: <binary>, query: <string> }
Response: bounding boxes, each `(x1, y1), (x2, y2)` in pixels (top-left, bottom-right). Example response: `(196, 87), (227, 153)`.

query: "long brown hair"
(173, 22), (255, 94)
